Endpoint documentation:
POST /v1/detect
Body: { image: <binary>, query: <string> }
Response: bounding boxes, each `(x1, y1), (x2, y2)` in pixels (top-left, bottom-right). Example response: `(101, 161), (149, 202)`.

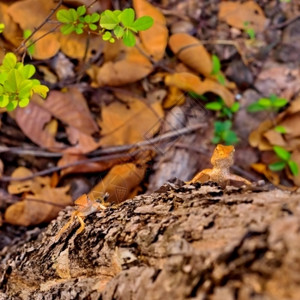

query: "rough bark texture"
(1, 182), (300, 300)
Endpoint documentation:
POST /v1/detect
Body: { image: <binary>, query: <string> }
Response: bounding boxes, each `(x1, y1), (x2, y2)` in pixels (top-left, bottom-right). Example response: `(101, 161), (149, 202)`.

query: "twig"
(15, 0), (63, 54)
(0, 123), (205, 182)
(270, 13), (300, 29)
(0, 145), (62, 157)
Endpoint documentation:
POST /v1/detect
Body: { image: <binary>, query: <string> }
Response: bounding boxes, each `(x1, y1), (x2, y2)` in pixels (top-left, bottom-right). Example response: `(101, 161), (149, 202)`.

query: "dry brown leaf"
(165, 72), (234, 107)
(15, 96), (65, 150)
(89, 46), (153, 87)
(8, 0), (61, 59)
(58, 32), (104, 59)
(89, 163), (146, 204)
(248, 120), (273, 151)
(5, 185), (71, 226)
(43, 87), (98, 136)
(0, 3), (22, 47)
(98, 94), (164, 146)
(133, 0), (168, 61)
(169, 33), (212, 76)
(219, 1), (267, 32)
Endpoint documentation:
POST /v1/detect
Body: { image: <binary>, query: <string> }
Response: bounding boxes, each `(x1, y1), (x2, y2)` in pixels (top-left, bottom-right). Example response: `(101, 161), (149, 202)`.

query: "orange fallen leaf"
(133, 0), (168, 61)
(89, 162), (146, 204)
(251, 163), (280, 186)
(163, 86), (185, 109)
(165, 72), (234, 107)
(98, 93), (164, 146)
(218, 1), (267, 32)
(169, 33), (212, 76)
(89, 46), (153, 87)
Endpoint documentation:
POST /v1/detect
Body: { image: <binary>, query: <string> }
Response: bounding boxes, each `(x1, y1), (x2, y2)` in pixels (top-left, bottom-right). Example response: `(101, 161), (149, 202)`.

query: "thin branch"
(15, 0), (63, 53)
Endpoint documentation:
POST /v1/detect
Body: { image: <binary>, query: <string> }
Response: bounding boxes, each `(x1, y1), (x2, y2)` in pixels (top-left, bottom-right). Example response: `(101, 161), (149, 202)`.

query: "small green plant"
(56, 6), (154, 47)
(212, 120), (239, 145)
(23, 29), (35, 56)
(205, 96), (240, 119)
(274, 125), (287, 134)
(269, 145), (299, 176)
(280, 0), (291, 2)
(247, 94), (288, 112)
(243, 21), (256, 41)
(211, 54), (226, 85)
(0, 53), (49, 111)
(0, 23), (5, 34)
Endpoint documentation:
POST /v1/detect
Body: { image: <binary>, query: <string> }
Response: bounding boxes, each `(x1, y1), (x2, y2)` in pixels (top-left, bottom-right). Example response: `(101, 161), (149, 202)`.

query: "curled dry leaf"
(218, 1), (267, 32)
(133, 0), (168, 61)
(98, 93), (164, 146)
(165, 72), (235, 107)
(251, 163), (280, 186)
(169, 33), (212, 77)
(163, 86), (185, 109)
(89, 46), (153, 87)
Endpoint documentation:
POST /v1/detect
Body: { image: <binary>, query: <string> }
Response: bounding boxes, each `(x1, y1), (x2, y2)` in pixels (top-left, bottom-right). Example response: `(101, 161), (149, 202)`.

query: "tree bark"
(1, 182), (300, 300)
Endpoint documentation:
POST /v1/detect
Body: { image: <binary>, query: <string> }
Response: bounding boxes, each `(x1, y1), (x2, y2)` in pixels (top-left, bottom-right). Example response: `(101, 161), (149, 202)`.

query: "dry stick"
(0, 123), (205, 182)
(270, 13), (300, 29)
(15, 0), (63, 54)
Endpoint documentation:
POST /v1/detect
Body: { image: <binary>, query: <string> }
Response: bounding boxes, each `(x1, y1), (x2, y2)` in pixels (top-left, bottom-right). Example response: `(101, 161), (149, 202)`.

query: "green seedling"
(212, 120), (239, 145)
(243, 21), (256, 41)
(269, 145), (299, 176)
(274, 125), (287, 134)
(0, 53), (49, 111)
(0, 23), (5, 34)
(205, 96), (240, 119)
(23, 29), (35, 56)
(57, 6), (153, 47)
(247, 94), (288, 112)
(211, 54), (226, 85)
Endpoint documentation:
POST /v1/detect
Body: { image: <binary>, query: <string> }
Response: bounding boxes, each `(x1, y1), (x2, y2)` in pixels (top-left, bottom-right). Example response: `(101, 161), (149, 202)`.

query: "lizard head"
(211, 144), (235, 168)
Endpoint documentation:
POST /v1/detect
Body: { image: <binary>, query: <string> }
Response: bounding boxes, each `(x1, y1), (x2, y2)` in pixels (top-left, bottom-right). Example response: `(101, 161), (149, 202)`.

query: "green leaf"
(109, 37), (115, 43)
(57, 9), (73, 23)
(0, 95), (9, 107)
(90, 13), (100, 23)
(0, 72), (8, 84)
(247, 102), (266, 112)
(211, 54), (221, 75)
(258, 98), (272, 107)
(100, 10), (119, 30)
(221, 106), (232, 118)
(223, 120), (232, 130)
(0, 23), (5, 34)
(102, 31), (112, 41)
(119, 8), (135, 27)
(6, 100), (18, 111)
(216, 73), (226, 85)
(68, 8), (78, 22)
(4, 69), (22, 93)
(75, 27), (84, 34)
(114, 25), (124, 38)
(269, 161), (286, 172)
(23, 29), (35, 56)
(288, 160), (299, 176)
(205, 102), (222, 111)
(123, 30), (136, 47)
(2, 53), (17, 71)
(89, 23), (98, 31)
(77, 5), (86, 17)
(272, 98), (288, 108)
(214, 121), (226, 133)
(273, 145), (291, 161)
(212, 136), (221, 144)
(19, 80), (33, 98)
(19, 97), (30, 108)
(84, 15), (91, 23)
(223, 130), (239, 145)
(61, 23), (75, 35)
(132, 16), (153, 31)
(20, 64), (35, 79)
(230, 102), (240, 113)
(274, 126), (287, 134)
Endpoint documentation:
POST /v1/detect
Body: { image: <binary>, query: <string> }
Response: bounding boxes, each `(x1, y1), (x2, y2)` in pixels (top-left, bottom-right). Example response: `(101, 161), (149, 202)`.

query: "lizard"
(187, 144), (252, 188)
(55, 192), (109, 241)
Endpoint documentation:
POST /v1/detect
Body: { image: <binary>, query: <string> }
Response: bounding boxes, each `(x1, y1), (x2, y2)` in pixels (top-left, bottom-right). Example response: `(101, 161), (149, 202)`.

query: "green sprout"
(211, 54), (226, 85)
(212, 120), (239, 145)
(269, 146), (299, 176)
(23, 29), (35, 56)
(247, 94), (288, 112)
(205, 96), (240, 119)
(56, 6), (154, 47)
(243, 21), (256, 40)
